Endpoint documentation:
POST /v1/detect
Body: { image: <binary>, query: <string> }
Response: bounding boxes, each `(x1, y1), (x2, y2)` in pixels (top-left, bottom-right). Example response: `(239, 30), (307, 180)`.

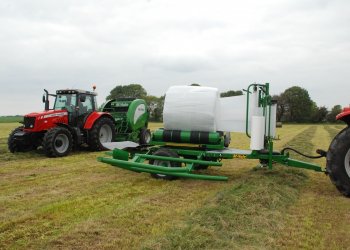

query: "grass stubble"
(0, 123), (349, 249)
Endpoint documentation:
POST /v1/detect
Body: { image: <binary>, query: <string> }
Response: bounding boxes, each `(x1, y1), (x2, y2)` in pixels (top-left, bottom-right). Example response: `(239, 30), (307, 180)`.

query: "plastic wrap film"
(216, 95), (247, 133)
(163, 86), (219, 132)
(250, 116), (265, 150)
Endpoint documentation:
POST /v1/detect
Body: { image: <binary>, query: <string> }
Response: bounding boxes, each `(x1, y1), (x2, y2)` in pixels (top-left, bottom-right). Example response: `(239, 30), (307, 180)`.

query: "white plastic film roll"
(248, 90), (262, 133)
(250, 116), (265, 150)
(250, 90), (258, 115)
(266, 103), (277, 137)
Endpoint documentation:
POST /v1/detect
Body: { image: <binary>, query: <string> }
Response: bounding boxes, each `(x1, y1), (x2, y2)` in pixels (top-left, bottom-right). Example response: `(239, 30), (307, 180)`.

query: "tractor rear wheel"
(8, 126), (33, 152)
(150, 148), (181, 180)
(88, 117), (116, 151)
(327, 126), (350, 197)
(43, 127), (73, 157)
(139, 127), (151, 145)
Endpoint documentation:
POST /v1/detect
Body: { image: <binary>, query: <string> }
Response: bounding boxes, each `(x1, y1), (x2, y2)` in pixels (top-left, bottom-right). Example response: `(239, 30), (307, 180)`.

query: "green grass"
(0, 116), (23, 123)
(0, 123), (349, 249)
(142, 126), (317, 249)
(143, 168), (308, 250)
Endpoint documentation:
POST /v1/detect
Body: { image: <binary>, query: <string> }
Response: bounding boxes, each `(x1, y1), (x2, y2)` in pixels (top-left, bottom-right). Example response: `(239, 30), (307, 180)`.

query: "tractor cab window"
(54, 94), (77, 112)
(78, 95), (94, 115)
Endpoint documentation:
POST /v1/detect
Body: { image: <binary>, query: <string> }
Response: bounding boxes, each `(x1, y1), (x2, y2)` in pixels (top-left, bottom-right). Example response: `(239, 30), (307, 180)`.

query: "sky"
(0, 0), (349, 115)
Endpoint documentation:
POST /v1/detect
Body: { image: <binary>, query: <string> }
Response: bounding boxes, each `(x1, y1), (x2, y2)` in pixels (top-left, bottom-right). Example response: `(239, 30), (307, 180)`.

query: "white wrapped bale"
(163, 86), (219, 132)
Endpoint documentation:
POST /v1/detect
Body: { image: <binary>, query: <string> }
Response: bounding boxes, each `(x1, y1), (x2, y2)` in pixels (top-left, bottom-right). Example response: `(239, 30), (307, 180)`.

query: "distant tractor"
(8, 87), (150, 157)
(327, 107), (350, 197)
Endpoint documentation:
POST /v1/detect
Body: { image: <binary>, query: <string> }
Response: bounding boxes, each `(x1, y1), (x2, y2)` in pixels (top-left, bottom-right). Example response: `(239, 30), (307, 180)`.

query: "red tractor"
(8, 88), (116, 157)
(327, 107), (350, 196)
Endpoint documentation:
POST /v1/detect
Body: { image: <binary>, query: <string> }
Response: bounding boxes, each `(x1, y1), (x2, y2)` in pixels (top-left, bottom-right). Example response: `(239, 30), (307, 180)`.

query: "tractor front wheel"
(88, 117), (116, 151)
(8, 126), (33, 152)
(150, 148), (181, 180)
(43, 127), (73, 157)
(327, 126), (350, 197)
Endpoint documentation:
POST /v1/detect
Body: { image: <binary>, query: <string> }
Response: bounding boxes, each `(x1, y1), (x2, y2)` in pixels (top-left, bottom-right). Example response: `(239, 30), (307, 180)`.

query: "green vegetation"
(275, 86), (344, 123)
(0, 116), (23, 123)
(107, 84), (147, 100)
(1, 123), (349, 249)
(220, 89), (243, 97)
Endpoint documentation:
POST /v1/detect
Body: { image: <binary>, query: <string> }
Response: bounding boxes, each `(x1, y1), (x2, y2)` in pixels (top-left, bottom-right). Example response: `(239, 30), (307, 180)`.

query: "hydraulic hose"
(281, 147), (327, 159)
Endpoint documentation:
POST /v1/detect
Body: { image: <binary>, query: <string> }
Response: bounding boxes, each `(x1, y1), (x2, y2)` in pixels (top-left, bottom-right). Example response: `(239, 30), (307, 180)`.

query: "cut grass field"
(1, 123), (349, 249)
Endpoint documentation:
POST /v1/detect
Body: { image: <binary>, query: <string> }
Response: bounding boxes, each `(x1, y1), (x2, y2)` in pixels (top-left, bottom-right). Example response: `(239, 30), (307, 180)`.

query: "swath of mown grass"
(323, 124), (346, 140)
(275, 124), (350, 249)
(142, 127), (317, 249)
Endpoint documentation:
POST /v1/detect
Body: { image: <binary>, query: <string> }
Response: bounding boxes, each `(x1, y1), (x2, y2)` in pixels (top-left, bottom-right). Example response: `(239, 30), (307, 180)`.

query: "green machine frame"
(98, 83), (325, 181)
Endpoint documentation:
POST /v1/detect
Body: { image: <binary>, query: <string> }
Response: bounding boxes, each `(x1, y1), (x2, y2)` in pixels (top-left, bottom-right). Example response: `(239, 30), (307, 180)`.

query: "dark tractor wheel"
(43, 127), (73, 157)
(327, 126), (350, 197)
(8, 126), (33, 152)
(139, 127), (151, 145)
(149, 148), (181, 180)
(224, 132), (231, 148)
(88, 117), (116, 151)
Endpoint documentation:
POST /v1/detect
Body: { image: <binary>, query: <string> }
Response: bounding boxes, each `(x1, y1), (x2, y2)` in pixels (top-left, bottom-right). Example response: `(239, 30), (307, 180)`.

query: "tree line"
(106, 84), (343, 123)
(273, 86), (342, 123)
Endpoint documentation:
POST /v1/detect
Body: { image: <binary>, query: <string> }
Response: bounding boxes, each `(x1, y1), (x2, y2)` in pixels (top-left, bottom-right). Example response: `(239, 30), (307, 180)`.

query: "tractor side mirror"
(79, 94), (86, 102)
(42, 95), (46, 103)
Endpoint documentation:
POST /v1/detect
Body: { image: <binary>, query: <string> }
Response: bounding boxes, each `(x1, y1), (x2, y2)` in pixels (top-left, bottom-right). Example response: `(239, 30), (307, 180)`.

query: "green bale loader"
(100, 98), (151, 145)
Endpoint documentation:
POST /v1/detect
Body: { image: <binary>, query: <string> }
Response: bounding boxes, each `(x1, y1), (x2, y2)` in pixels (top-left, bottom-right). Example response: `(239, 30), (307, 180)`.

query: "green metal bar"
(131, 167), (228, 181)
(274, 157), (325, 172)
(98, 157), (228, 181)
(134, 154), (222, 166)
(246, 150), (325, 172)
(98, 157), (188, 173)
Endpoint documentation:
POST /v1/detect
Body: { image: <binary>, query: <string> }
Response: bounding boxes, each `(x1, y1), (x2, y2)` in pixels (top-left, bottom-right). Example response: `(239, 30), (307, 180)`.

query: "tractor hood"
(25, 110), (68, 119)
(23, 110), (69, 132)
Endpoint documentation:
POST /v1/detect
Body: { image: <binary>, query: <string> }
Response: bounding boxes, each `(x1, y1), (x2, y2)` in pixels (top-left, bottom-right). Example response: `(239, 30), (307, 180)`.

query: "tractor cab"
(54, 89), (97, 112)
(44, 89), (98, 127)
(44, 89), (97, 112)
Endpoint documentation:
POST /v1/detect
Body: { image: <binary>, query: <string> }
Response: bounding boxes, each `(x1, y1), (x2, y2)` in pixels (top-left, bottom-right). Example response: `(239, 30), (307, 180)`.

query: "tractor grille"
(24, 117), (36, 129)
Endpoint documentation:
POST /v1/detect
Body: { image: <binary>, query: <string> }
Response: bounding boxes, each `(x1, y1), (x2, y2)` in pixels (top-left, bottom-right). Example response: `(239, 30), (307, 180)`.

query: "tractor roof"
(56, 89), (97, 96)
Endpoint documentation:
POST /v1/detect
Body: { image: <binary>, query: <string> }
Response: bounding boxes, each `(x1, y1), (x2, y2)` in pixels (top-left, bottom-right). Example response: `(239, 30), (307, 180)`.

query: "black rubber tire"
(139, 128), (151, 145)
(224, 132), (231, 148)
(327, 126), (350, 197)
(150, 148), (181, 180)
(8, 126), (33, 152)
(43, 127), (73, 157)
(88, 117), (116, 151)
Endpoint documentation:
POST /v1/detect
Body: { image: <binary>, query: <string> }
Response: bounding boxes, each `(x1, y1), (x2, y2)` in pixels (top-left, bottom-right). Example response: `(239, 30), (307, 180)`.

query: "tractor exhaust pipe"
(43, 89), (49, 111)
